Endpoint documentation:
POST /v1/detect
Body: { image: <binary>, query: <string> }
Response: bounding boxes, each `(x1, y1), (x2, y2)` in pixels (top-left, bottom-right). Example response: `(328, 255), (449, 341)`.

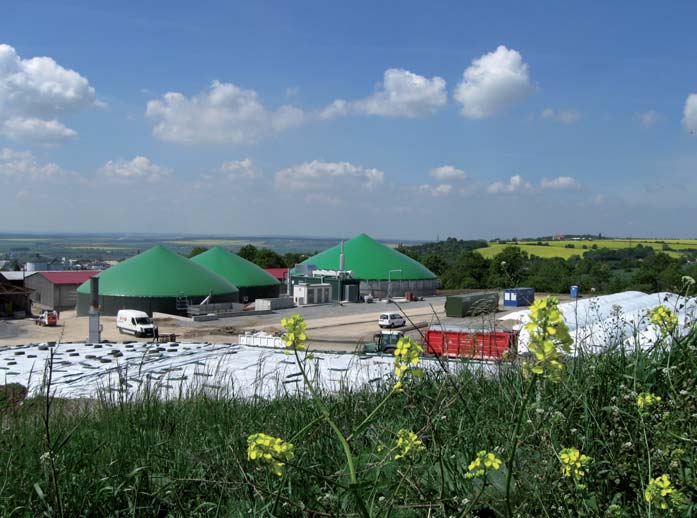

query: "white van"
(378, 313), (406, 329)
(116, 310), (157, 338)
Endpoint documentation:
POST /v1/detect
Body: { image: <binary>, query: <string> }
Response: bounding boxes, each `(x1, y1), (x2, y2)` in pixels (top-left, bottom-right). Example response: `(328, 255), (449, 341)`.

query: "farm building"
(191, 247), (280, 302)
(25, 271), (99, 310)
(76, 245), (239, 316)
(0, 273), (32, 317)
(297, 233), (439, 298)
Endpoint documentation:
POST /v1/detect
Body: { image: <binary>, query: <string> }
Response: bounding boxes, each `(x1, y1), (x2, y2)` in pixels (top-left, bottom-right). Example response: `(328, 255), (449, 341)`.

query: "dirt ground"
(0, 294), (571, 352)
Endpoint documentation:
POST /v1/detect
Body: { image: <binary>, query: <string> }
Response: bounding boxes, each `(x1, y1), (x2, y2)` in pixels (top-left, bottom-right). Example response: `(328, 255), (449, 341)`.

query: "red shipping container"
(425, 326), (518, 360)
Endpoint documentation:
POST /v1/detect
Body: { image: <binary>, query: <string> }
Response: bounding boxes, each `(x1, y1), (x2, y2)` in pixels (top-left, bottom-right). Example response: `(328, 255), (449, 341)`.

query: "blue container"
(503, 287), (535, 307)
(570, 285), (580, 299)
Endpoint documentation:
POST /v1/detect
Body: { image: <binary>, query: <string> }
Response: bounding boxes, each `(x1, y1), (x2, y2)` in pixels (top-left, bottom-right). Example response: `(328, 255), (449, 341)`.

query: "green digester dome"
(191, 247), (280, 287)
(300, 233), (437, 280)
(76, 245), (238, 297)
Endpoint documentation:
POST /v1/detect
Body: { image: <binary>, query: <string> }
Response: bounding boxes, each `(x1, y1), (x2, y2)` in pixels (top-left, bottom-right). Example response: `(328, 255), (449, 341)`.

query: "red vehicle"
(425, 326), (518, 360)
(35, 310), (58, 327)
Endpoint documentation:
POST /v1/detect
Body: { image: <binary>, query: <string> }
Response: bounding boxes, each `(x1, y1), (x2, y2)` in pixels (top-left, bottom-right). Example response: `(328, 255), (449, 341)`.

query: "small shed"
(25, 271), (99, 310)
(444, 292), (499, 317)
(0, 273), (32, 317)
(293, 283), (331, 306)
(503, 288), (535, 307)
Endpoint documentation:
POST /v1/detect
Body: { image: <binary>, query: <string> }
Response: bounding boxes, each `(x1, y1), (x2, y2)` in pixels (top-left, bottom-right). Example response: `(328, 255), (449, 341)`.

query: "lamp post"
(387, 269), (402, 299)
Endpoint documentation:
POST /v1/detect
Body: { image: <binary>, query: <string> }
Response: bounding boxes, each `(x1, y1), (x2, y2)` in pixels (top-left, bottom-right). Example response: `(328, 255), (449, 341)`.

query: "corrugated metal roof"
(192, 247), (280, 287)
(0, 271), (38, 281)
(300, 233), (437, 280)
(76, 245), (238, 298)
(39, 271), (99, 285)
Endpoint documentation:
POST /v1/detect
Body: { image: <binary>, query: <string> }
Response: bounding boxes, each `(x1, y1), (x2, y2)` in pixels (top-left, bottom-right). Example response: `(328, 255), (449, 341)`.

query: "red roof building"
(265, 268), (289, 281)
(25, 271), (100, 310)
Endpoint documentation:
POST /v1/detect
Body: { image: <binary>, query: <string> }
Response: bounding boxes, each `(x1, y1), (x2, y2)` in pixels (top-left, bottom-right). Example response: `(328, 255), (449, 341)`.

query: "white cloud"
(637, 110), (660, 128)
(541, 176), (581, 190)
(594, 194), (605, 205)
(0, 147), (81, 182)
(428, 165), (467, 181)
(275, 160), (384, 191)
(418, 183), (452, 196)
(454, 45), (532, 119)
(320, 68), (447, 119)
(487, 174), (532, 194)
(541, 107), (580, 124)
(683, 94), (697, 134)
(217, 158), (259, 181)
(145, 80), (305, 145)
(99, 156), (171, 183)
(1, 117), (77, 144)
(0, 44), (97, 142)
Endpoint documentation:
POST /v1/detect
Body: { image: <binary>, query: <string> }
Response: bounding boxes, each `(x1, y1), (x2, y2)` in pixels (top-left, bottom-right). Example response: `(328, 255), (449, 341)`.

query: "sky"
(1, 0), (697, 240)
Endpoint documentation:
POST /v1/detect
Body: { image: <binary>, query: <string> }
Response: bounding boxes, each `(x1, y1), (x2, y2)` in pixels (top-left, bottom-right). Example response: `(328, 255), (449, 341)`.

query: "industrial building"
(191, 247), (281, 302)
(25, 271), (99, 310)
(297, 233), (439, 298)
(76, 245), (239, 316)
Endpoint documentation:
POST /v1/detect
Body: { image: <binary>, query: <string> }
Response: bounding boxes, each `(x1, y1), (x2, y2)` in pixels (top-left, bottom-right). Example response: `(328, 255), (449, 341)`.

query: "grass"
(476, 239), (697, 259)
(2, 321), (696, 516)
(166, 239), (263, 247)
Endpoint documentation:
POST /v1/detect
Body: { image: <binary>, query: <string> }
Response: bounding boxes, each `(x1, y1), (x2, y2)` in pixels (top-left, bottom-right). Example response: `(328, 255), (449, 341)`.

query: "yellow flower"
(281, 314), (307, 351)
(645, 474), (676, 510)
(393, 429), (426, 461)
(465, 450), (503, 479)
(393, 336), (424, 391)
(559, 447), (591, 482)
(649, 305), (678, 338)
(637, 392), (662, 411)
(524, 297), (572, 382)
(247, 433), (294, 477)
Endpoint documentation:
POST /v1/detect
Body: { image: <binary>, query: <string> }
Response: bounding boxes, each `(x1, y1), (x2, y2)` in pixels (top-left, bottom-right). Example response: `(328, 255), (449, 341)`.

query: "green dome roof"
(191, 247), (280, 288)
(300, 233), (437, 280)
(76, 245), (239, 297)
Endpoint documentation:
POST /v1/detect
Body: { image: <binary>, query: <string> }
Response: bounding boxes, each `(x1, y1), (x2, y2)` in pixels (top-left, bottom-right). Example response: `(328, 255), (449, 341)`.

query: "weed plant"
(1, 300), (696, 516)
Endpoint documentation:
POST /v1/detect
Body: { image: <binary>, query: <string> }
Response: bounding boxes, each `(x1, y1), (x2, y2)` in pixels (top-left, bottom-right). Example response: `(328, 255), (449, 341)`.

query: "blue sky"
(1, 1), (696, 240)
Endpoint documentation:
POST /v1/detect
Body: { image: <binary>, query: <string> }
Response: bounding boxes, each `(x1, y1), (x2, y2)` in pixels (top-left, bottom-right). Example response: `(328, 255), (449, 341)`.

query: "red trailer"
(425, 325), (518, 360)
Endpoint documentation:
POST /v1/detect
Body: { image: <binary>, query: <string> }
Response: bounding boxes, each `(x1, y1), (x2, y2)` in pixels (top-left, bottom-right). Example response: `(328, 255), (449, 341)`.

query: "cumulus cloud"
(418, 183), (452, 196)
(275, 160), (384, 191)
(540, 176), (581, 190)
(99, 156), (171, 183)
(636, 110), (660, 128)
(217, 158), (259, 181)
(145, 80), (305, 145)
(0, 43), (97, 142)
(683, 94), (697, 133)
(0, 147), (81, 182)
(487, 174), (532, 194)
(428, 165), (467, 181)
(1, 117), (77, 144)
(320, 68), (447, 119)
(541, 107), (580, 124)
(454, 46), (532, 119)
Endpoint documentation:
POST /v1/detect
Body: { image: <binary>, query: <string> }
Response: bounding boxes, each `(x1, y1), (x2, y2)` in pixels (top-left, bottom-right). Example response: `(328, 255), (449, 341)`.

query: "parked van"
(116, 310), (157, 337)
(378, 313), (406, 329)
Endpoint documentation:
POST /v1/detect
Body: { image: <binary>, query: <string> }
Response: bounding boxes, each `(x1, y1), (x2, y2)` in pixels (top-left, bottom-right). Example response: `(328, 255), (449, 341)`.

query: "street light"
(388, 269), (402, 299)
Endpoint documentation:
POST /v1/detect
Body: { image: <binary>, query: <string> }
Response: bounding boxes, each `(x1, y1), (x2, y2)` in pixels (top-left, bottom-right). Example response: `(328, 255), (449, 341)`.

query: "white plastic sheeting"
(0, 341), (494, 400)
(500, 291), (697, 354)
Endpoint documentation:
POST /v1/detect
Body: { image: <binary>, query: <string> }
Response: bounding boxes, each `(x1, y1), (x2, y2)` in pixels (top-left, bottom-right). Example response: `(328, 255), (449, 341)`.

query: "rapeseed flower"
(644, 474), (675, 510)
(559, 447), (591, 483)
(649, 305), (678, 338)
(393, 336), (424, 391)
(466, 450), (502, 479)
(247, 433), (294, 477)
(281, 314), (307, 351)
(637, 392), (661, 411)
(524, 297), (572, 382)
(394, 429), (426, 461)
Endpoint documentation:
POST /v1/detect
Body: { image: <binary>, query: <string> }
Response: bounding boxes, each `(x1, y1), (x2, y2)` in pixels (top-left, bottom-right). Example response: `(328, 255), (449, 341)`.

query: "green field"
(476, 239), (697, 259)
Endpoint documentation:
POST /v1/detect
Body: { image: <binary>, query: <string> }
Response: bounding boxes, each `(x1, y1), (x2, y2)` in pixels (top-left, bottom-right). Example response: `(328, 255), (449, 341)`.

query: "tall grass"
(1, 327), (696, 515)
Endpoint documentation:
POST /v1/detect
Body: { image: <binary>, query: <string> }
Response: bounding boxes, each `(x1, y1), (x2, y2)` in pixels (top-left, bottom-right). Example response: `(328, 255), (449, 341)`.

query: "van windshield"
(135, 317), (152, 325)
